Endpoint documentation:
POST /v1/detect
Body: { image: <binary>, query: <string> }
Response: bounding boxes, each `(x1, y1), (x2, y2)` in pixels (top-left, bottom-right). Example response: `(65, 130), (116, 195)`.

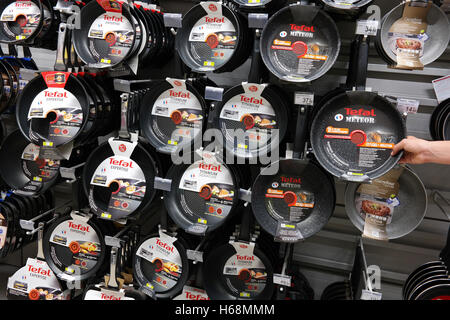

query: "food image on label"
(28, 87), (84, 146)
(0, 213), (7, 251)
(150, 87), (204, 150)
(0, 1), (42, 41)
(264, 175), (315, 223)
(88, 12), (134, 65)
(222, 253), (267, 298)
(219, 92), (277, 156)
(89, 156), (146, 221)
(267, 22), (331, 80)
(21, 143), (60, 183)
(188, 12), (237, 69)
(135, 237), (183, 292)
(48, 220), (101, 276)
(178, 159), (236, 227)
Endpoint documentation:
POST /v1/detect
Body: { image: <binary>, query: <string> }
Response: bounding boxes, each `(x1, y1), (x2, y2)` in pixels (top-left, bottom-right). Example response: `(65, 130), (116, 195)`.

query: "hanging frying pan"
(403, 261), (445, 298)
(0, 0), (44, 44)
(16, 71), (90, 148)
(344, 165), (427, 239)
(72, 0), (137, 68)
(214, 83), (289, 161)
(429, 98), (450, 140)
(409, 278), (450, 300)
(43, 213), (107, 282)
(175, 1), (251, 73)
(404, 267), (448, 299)
(0, 201), (14, 259)
(0, 60), (13, 113)
(0, 57), (20, 110)
(0, 117), (6, 143)
(133, 230), (190, 299)
(163, 151), (240, 236)
(378, 1), (450, 67)
(231, 0), (287, 12)
(260, 3), (340, 83)
(318, 0), (373, 16)
(442, 107), (450, 141)
(128, 4), (145, 61)
(202, 205), (274, 300)
(139, 78), (207, 155)
(0, 130), (60, 195)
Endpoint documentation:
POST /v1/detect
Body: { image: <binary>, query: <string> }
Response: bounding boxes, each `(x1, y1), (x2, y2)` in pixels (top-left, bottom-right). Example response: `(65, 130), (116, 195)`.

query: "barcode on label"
(183, 180), (197, 189)
(224, 267), (237, 275)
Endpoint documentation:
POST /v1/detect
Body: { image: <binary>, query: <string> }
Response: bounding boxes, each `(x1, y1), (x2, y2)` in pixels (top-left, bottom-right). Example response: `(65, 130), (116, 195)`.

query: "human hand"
(391, 136), (432, 164)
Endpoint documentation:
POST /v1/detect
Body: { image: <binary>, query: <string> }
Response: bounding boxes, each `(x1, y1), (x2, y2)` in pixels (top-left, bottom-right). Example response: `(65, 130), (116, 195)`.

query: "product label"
(48, 219), (101, 276)
(84, 288), (134, 300)
(89, 156), (146, 221)
(222, 242), (267, 298)
(0, 1), (41, 41)
(188, 3), (237, 69)
(135, 233), (182, 293)
(21, 143), (60, 183)
(151, 79), (204, 151)
(6, 258), (68, 300)
(173, 286), (210, 300)
(0, 212), (7, 251)
(88, 12), (134, 66)
(28, 88), (83, 146)
(219, 84), (277, 156)
(178, 157), (236, 229)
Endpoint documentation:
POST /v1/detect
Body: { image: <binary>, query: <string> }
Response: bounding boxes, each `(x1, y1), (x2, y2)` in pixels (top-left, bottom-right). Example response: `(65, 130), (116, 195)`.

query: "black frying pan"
(318, 0), (373, 16)
(231, 0), (287, 12)
(260, 3), (340, 83)
(72, 0), (137, 68)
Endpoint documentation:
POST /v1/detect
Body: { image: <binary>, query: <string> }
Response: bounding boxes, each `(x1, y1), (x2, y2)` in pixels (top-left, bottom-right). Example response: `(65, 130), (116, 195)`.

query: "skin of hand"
(391, 136), (450, 165)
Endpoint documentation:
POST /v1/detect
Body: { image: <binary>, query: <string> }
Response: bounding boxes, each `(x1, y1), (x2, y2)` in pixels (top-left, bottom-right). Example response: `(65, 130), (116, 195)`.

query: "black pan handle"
(237, 203), (252, 242)
(248, 30), (264, 84)
(440, 224), (450, 267)
(355, 35), (370, 91)
(346, 36), (360, 88)
(22, 46), (32, 59)
(7, 44), (17, 57)
(293, 104), (311, 159)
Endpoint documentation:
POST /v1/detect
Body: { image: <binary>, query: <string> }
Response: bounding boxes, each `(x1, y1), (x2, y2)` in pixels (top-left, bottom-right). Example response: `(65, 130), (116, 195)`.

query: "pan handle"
(355, 35), (370, 91)
(432, 190), (450, 221)
(293, 104), (310, 159)
(248, 29), (264, 84)
(54, 23), (68, 72)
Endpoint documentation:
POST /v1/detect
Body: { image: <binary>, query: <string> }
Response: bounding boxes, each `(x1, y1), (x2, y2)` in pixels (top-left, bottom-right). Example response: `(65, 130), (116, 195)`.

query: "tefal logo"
(68, 222), (90, 232)
(44, 91), (68, 98)
(205, 16), (224, 23)
(185, 291), (209, 300)
(281, 176), (301, 184)
(290, 24), (315, 32)
(239, 244), (248, 249)
(236, 255), (254, 261)
(241, 95), (263, 105)
(109, 158), (134, 168)
(345, 108), (376, 117)
(15, 2), (32, 7)
(169, 90), (190, 99)
(104, 14), (123, 23)
(209, 3), (217, 12)
(101, 293), (121, 300)
(28, 265), (52, 277)
(156, 238), (174, 253)
(199, 162), (222, 172)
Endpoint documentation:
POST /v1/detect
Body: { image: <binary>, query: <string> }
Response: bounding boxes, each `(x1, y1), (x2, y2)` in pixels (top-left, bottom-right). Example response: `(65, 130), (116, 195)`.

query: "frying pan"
(43, 213), (107, 282)
(318, 0), (373, 16)
(16, 71), (90, 148)
(72, 0), (137, 68)
(251, 97), (336, 242)
(133, 230), (190, 299)
(0, 0), (44, 44)
(139, 79), (207, 155)
(202, 205), (274, 300)
(175, 1), (251, 73)
(443, 108), (450, 141)
(345, 166), (427, 239)
(404, 268), (448, 299)
(0, 201), (14, 258)
(163, 151), (240, 236)
(0, 57), (20, 110)
(0, 130), (60, 195)
(0, 117), (5, 143)
(214, 83), (289, 161)
(260, 3), (340, 83)
(410, 278), (450, 300)
(429, 98), (450, 140)
(378, 1), (450, 67)
(402, 260), (445, 298)
(311, 35), (406, 183)
(231, 0), (287, 12)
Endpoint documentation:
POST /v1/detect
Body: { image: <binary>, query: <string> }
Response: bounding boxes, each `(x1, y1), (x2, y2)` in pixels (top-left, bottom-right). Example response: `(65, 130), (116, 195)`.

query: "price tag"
(360, 289), (382, 300)
(295, 92), (314, 106)
(396, 98), (420, 114)
(274, 221), (304, 243)
(273, 274), (292, 287)
(432, 75), (450, 104)
(186, 250), (203, 263)
(356, 20), (379, 36)
(186, 223), (208, 236)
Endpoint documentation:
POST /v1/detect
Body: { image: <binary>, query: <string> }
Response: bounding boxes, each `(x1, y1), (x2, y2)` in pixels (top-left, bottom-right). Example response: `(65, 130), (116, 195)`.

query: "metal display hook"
(19, 201), (72, 235)
(432, 190), (450, 221)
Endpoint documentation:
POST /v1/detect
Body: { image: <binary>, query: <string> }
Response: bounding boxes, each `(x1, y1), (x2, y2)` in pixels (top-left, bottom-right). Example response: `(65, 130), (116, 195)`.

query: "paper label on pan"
(6, 258), (68, 300)
(222, 242), (267, 298)
(173, 286), (210, 300)
(200, 2), (223, 17)
(179, 160), (234, 193)
(0, 1), (41, 40)
(21, 143), (60, 183)
(135, 235), (182, 292)
(84, 289), (134, 300)
(0, 214), (6, 250)
(432, 75), (450, 104)
(48, 219), (101, 275)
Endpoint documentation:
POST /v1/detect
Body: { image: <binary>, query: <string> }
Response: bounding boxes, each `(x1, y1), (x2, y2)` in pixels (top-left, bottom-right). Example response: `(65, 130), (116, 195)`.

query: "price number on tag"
(295, 92), (314, 106)
(397, 98), (419, 114)
(356, 20), (379, 36)
(273, 274), (292, 287)
(360, 289), (382, 300)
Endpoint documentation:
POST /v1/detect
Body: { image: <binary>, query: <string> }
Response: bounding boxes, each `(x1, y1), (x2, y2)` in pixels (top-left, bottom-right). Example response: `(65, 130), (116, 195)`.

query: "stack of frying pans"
(430, 98), (450, 141)
(72, 0), (174, 69)
(375, 1), (450, 68)
(0, 189), (54, 259)
(321, 280), (353, 300)
(0, 0), (60, 50)
(403, 261), (450, 300)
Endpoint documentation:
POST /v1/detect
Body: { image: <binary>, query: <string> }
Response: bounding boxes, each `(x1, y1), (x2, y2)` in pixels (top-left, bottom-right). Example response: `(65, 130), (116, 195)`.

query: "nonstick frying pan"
(318, 0), (373, 16)
(429, 98), (450, 140)
(378, 1), (450, 67)
(260, 3), (340, 83)
(72, 0), (137, 68)
(16, 71), (90, 148)
(231, 0), (286, 12)
(344, 165), (427, 239)
(175, 1), (251, 73)
(0, 130), (60, 195)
